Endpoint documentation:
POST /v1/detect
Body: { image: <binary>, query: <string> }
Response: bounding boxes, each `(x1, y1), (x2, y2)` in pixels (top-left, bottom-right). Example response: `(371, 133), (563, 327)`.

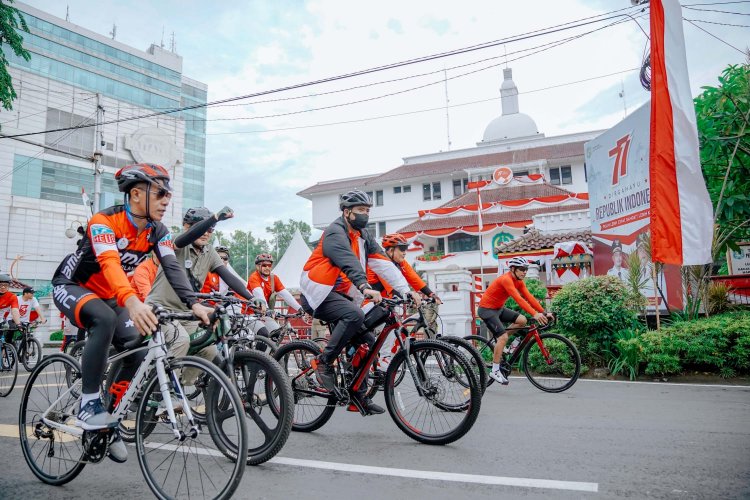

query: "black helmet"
(339, 189), (373, 211)
(183, 207), (213, 225)
(115, 163), (171, 193)
(215, 245), (230, 256)
(255, 253), (274, 265)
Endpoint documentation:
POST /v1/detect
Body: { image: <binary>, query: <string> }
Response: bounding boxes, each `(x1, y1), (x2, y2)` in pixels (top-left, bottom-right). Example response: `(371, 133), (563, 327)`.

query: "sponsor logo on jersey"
(120, 252), (149, 272)
(90, 224), (118, 255)
(157, 233), (176, 257)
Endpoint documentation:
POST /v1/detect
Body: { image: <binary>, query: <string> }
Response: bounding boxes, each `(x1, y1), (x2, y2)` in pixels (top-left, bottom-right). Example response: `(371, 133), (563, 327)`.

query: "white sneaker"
(108, 433), (128, 463)
(489, 369), (509, 385)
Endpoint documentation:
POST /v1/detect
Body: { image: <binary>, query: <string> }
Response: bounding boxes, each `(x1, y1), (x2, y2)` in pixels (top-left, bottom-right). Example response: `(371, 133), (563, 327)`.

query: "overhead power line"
(683, 18), (747, 53)
(0, 4), (646, 140)
(684, 17), (750, 27)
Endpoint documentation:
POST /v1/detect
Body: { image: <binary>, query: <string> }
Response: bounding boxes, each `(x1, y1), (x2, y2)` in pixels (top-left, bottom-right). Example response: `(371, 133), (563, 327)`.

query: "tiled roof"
(442, 183), (576, 207)
(495, 228), (593, 253)
(374, 141), (586, 184)
(397, 203), (589, 233)
(298, 140), (587, 196)
(297, 174), (380, 197)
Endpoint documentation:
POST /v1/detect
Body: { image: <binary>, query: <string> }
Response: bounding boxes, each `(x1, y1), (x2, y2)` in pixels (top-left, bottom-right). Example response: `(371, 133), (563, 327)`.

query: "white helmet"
(508, 256), (530, 269)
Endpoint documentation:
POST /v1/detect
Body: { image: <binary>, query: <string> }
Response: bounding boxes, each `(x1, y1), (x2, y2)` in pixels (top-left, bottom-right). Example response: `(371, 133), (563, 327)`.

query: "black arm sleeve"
(420, 286), (434, 296)
(322, 220), (368, 288)
(173, 215), (216, 249)
(214, 265), (253, 300)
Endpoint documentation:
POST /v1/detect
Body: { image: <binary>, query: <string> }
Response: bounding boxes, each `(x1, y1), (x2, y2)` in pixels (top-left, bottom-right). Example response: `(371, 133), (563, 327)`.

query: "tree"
(214, 229), (271, 279)
(695, 62), (750, 257)
(265, 219), (312, 261)
(0, 0), (31, 112)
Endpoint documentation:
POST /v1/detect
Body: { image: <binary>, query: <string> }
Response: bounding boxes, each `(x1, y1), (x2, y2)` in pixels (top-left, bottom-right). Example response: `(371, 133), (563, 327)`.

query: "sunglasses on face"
(396, 245), (408, 252)
(516, 267), (528, 272)
(137, 186), (172, 200)
(220, 256), (229, 261)
(259, 263), (272, 268)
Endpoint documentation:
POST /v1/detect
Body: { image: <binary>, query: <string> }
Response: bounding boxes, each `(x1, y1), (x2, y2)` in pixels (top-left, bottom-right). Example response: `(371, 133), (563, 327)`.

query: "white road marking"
(568, 378), (750, 389)
(142, 443), (598, 492)
(268, 457), (599, 493)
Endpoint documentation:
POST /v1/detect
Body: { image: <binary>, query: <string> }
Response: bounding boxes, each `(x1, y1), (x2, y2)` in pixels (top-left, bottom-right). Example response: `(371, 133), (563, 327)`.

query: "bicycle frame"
(503, 323), (551, 367)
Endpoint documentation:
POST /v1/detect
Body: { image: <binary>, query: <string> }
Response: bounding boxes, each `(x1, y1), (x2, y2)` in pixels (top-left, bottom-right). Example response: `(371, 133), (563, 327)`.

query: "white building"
(0, 2), (207, 293)
(298, 68), (596, 290)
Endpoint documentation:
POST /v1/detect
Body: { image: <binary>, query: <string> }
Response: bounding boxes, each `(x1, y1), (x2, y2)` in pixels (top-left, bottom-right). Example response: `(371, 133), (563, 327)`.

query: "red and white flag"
(649, 0), (713, 265)
(476, 186), (484, 231)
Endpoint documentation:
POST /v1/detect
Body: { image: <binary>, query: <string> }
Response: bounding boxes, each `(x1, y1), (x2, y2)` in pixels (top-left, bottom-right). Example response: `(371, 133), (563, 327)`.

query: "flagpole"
(476, 184), (485, 295)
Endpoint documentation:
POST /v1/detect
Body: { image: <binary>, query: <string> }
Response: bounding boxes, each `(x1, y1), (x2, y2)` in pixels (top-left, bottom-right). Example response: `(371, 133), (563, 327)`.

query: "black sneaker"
(77, 399), (117, 430)
(362, 398), (385, 415)
(314, 357), (336, 392)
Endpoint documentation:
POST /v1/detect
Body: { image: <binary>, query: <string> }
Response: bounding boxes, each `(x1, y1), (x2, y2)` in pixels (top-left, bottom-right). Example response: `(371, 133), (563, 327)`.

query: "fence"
(710, 275), (750, 306)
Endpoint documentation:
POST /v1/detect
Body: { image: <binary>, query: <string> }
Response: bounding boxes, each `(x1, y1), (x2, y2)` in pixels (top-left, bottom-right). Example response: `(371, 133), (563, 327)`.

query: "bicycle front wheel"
(22, 337), (43, 371)
(384, 340), (481, 445)
(19, 353), (86, 485)
(0, 342), (18, 397)
(522, 333), (581, 393)
(136, 356), (247, 500)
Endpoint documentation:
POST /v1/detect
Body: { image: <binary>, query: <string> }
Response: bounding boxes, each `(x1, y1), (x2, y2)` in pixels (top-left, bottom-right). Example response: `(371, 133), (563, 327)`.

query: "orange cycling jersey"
(52, 205), (179, 307)
(0, 291), (19, 320)
(367, 260), (431, 299)
(201, 271), (221, 294)
(478, 272), (544, 316)
(246, 271), (284, 303)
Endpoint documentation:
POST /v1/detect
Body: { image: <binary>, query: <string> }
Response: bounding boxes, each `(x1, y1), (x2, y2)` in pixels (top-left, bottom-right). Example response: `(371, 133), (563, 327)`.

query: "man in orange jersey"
(478, 256), (549, 385)
(300, 190), (408, 414)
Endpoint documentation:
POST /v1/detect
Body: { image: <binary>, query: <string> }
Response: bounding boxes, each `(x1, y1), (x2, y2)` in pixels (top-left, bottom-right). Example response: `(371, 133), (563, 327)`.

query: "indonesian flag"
(649, 0), (713, 265)
(476, 186), (484, 231)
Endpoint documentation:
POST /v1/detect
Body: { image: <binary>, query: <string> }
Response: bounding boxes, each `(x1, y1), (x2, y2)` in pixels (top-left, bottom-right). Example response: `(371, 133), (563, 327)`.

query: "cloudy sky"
(24, 0), (750, 239)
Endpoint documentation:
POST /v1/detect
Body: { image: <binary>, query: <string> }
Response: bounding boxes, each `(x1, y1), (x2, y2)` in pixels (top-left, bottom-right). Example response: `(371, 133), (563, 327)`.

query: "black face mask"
(348, 212), (369, 230)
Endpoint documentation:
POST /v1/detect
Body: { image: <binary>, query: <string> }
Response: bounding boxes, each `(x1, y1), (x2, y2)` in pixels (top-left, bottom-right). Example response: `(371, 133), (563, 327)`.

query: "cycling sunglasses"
(137, 185), (172, 200)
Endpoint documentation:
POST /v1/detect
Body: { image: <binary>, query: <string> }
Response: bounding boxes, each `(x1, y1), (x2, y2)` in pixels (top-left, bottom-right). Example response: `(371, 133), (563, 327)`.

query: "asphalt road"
(0, 356), (748, 499)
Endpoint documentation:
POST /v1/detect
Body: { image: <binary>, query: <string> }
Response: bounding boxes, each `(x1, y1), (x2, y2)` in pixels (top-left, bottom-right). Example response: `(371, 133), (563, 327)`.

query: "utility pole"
(443, 69), (451, 151)
(92, 94), (104, 212)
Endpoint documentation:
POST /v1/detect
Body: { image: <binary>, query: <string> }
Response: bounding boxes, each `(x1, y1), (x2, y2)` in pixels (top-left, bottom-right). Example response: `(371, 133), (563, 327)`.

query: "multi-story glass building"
(0, 2), (207, 295)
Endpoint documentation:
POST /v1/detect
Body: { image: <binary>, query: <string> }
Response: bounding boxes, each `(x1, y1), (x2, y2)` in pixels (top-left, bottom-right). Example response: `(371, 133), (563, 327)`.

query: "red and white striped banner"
(473, 274), (484, 304)
(649, 0), (713, 265)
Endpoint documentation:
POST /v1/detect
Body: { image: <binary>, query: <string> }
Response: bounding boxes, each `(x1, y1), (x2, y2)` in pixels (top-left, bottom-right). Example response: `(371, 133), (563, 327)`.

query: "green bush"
(551, 276), (639, 360)
(505, 278), (548, 318)
(641, 311), (750, 377)
(607, 327), (645, 380)
(49, 330), (63, 341)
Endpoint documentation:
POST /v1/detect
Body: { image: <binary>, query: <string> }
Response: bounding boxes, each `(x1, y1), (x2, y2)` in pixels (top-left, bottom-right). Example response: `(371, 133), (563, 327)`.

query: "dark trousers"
(301, 292), (365, 364)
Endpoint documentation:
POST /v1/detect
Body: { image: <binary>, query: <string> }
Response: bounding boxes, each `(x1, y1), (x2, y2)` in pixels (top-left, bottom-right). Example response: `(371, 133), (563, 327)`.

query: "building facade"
(298, 68), (596, 290)
(0, 2), (207, 290)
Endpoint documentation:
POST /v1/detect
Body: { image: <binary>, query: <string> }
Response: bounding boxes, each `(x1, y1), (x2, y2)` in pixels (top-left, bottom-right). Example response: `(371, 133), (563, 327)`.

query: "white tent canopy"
(273, 230), (312, 291)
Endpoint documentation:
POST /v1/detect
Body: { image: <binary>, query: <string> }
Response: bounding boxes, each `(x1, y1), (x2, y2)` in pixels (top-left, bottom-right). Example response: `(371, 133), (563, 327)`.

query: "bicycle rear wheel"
(273, 340), (335, 432)
(214, 350), (293, 465)
(440, 336), (487, 394)
(22, 337), (43, 371)
(522, 333), (581, 393)
(19, 354), (86, 485)
(384, 340), (481, 445)
(0, 342), (18, 397)
(136, 355), (247, 500)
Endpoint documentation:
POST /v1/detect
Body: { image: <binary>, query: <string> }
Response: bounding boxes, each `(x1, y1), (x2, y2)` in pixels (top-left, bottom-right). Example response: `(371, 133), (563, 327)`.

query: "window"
(437, 238), (445, 253)
(424, 182), (442, 201)
(453, 178), (468, 197)
(403, 185), (411, 193)
(549, 166), (573, 185)
(393, 186), (401, 194)
(515, 170), (529, 177)
(447, 233), (479, 253)
(378, 221), (386, 237)
(584, 163), (587, 182)
(375, 190), (383, 206)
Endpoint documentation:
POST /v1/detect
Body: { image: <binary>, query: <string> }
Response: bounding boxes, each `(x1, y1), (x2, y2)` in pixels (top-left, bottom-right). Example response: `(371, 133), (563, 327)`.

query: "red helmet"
(116, 163), (171, 193)
(382, 233), (408, 249)
(255, 253), (274, 265)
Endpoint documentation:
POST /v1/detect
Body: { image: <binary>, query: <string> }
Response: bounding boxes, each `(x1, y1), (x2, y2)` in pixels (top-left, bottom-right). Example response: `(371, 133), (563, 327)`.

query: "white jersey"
(18, 296), (40, 323)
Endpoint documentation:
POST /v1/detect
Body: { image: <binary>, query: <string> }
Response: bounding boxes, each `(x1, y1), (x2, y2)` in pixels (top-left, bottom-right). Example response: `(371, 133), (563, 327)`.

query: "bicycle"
(19, 306), (248, 499)
(273, 296), (482, 445)
(12, 321), (44, 371)
(269, 310), (326, 348)
(0, 336), (18, 397)
(465, 315), (581, 393)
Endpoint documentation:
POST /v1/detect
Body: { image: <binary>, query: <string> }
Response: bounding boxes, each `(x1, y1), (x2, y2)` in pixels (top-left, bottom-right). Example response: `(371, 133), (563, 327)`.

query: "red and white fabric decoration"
(649, 0), (713, 265)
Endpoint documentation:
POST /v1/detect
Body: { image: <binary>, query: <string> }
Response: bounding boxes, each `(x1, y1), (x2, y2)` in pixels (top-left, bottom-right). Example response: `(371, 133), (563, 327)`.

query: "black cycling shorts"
(477, 307), (520, 337)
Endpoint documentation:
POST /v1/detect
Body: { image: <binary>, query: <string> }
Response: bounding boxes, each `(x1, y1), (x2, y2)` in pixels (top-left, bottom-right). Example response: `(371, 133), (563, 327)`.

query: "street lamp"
(65, 220), (86, 239)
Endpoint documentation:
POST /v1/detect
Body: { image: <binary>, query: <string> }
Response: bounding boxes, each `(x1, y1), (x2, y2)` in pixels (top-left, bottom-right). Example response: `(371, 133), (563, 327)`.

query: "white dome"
(482, 112), (539, 143)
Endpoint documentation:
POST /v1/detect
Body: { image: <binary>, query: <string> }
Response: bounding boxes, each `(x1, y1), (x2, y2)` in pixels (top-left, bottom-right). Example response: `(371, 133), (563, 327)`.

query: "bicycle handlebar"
(122, 305), (225, 350)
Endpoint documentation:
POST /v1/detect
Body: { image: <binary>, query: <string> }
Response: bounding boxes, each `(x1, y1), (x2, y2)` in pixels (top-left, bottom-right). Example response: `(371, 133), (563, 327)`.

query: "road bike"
(19, 307), (248, 499)
(465, 316), (581, 393)
(0, 336), (18, 397)
(14, 321), (44, 371)
(273, 296), (482, 445)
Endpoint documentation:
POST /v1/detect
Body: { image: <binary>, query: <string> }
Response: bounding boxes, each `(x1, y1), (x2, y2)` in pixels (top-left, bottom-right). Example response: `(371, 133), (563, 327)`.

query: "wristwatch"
(358, 283), (372, 292)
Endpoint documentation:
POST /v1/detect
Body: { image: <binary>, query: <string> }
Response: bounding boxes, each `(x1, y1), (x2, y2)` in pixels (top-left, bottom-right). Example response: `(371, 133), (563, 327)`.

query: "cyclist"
(145, 207), (261, 369)
(18, 287), (47, 324)
(300, 190), (409, 415)
(246, 253), (304, 342)
(478, 256), (549, 385)
(0, 274), (21, 342)
(50, 164), (212, 452)
(367, 233), (440, 373)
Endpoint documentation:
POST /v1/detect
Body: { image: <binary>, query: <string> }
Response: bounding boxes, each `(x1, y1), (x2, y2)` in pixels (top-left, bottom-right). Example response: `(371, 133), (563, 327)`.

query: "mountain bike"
(19, 307), (248, 500)
(273, 296), (482, 445)
(465, 316), (581, 393)
(0, 336), (18, 397)
(13, 321), (44, 371)
(269, 310), (327, 349)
